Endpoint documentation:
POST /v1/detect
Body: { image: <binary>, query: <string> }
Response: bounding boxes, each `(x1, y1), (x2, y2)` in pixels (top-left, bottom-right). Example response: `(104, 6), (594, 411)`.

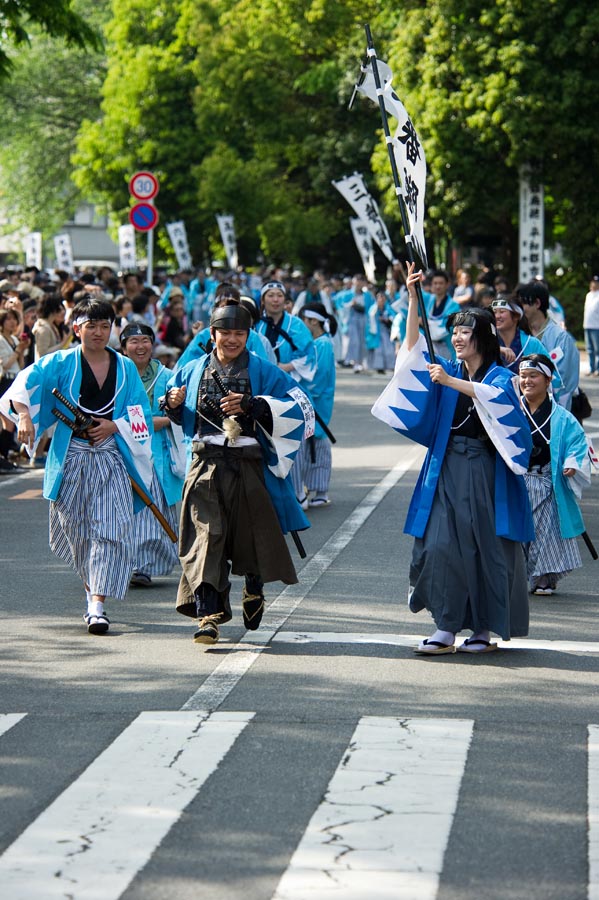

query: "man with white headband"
(0, 296), (154, 635)
(519, 353), (591, 595)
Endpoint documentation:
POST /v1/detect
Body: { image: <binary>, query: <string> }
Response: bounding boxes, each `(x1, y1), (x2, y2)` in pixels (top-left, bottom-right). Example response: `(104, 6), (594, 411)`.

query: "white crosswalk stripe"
(272, 716), (474, 900)
(0, 711), (252, 899)
(1, 714), (596, 899)
(0, 713), (26, 738)
(589, 725), (599, 900)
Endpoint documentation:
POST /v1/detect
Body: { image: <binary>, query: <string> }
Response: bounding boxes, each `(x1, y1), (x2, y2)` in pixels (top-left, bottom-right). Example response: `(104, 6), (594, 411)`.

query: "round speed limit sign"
(129, 171), (159, 201)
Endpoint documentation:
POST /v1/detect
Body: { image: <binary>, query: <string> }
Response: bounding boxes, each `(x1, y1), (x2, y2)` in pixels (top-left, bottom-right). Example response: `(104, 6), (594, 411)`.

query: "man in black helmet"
(162, 301), (313, 645)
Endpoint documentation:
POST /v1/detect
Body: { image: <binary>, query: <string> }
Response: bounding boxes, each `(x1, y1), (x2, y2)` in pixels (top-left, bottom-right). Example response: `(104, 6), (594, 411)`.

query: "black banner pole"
(362, 24), (436, 362)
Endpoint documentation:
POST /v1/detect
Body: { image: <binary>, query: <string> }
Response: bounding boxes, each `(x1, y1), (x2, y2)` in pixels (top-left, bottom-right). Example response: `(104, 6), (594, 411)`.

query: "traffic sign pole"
(147, 222), (154, 289)
(128, 171), (160, 286)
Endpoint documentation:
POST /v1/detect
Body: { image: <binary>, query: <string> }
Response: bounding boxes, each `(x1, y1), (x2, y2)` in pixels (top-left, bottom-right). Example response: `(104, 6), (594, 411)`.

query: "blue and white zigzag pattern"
(257, 395), (306, 478)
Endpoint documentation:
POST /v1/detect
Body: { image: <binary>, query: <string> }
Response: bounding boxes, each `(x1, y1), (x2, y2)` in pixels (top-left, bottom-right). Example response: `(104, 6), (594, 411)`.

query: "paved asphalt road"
(2, 363), (599, 900)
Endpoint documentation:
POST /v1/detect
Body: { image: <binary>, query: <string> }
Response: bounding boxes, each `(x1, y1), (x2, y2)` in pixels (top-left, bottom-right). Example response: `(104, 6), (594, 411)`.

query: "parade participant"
(256, 280), (316, 386)
(293, 302), (336, 507)
(334, 274), (374, 373)
(177, 284), (275, 369)
(372, 263), (533, 655)
(517, 281), (579, 410)
(421, 270), (461, 360)
(162, 302), (313, 645)
(491, 296), (546, 374)
(121, 323), (182, 587)
(0, 296), (154, 635)
(519, 354), (591, 595)
(366, 288), (396, 373)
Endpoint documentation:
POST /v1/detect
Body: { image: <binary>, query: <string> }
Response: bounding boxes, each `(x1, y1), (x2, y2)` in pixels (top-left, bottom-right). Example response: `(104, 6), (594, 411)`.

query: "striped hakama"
(49, 436), (135, 600)
(132, 469), (178, 576)
(524, 466), (582, 590)
(409, 436), (529, 640)
(290, 436), (332, 497)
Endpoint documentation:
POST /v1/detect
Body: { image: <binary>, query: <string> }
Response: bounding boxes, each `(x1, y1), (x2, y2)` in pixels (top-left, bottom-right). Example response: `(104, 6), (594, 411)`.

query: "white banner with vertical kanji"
(216, 214), (238, 270)
(118, 224), (137, 271)
(356, 59), (428, 268)
(332, 173), (394, 263)
(519, 167), (544, 282)
(166, 221), (193, 270)
(24, 232), (42, 269)
(349, 217), (376, 283)
(54, 233), (74, 272)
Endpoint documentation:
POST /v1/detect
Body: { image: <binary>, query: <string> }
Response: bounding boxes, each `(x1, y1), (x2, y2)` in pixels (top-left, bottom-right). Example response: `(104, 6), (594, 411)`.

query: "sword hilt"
(210, 369), (230, 397)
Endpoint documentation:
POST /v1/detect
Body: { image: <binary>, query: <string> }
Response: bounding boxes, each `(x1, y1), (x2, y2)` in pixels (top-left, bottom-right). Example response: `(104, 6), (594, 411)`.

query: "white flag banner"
(166, 220), (193, 270)
(118, 224), (137, 271)
(54, 233), (74, 273)
(349, 217), (376, 283)
(332, 173), (394, 263)
(519, 167), (544, 282)
(356, 59), (428, 268)
(216, 214), (238, 270)
(24, 232), (42, 269)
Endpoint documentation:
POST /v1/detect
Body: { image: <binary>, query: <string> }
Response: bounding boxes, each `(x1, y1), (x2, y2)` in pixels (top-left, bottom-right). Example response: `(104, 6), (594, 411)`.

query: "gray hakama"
(132, 469), (179, 577)
(176, 442), (298, 618)
(409, 436), (529, 640)
(524, 466), (582, 590)
(49, 436), (135, 600)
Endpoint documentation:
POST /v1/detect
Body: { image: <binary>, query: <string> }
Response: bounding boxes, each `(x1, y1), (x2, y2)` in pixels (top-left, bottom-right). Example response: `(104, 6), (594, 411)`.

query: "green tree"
(72, 0), (383, 269)
(373, 0), (599, 275)
(0, 0), (101, 79)
(72, 0), (208, 265)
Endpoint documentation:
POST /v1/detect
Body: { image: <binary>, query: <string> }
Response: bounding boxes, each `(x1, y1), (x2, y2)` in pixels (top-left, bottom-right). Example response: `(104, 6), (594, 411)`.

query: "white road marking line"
(590, 726), (599, 900)
(0, 711), (252, 899)
(180, 448), (424, 711)
(272, 716), (473, 900)
(272, 632), (599, 654)
(0, 713), (26, 738)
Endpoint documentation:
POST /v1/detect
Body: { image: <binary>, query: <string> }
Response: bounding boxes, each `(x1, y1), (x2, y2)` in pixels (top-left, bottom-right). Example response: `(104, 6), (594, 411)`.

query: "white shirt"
(584, 290), (599, 329)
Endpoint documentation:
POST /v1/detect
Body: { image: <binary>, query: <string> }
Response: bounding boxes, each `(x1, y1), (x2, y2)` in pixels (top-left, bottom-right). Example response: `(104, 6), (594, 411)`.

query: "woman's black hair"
(300, 301), (338, 337)
(446, 307), (502, 369)
(37, 293), (64, 320)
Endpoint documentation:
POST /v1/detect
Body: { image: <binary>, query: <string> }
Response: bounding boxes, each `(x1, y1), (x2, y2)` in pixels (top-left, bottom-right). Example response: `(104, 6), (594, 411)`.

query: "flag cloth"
(356, 59), (428, 268)
(332, 173), (394, 261)
(349, 217), (376, 282)
(216, 214), (239, 269)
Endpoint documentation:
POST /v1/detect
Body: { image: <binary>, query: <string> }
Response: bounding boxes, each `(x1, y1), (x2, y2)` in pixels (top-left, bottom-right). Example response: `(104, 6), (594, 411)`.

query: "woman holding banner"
(373, 264), (534, 654)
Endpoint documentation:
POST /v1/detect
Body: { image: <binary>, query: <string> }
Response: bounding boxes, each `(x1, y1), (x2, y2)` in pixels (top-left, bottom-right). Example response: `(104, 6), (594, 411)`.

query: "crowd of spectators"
(0, 259), (583, 476)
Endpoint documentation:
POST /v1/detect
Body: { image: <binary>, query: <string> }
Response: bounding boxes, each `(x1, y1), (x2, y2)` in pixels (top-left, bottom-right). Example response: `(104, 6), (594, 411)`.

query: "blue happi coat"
(544, 402), (591, 538)
(0, 346), (154, 509)
(146, 363), (184, 507)
(371, 335), (534, 542)
(166, 352), (313, 534)
(255, 312), (316, 390)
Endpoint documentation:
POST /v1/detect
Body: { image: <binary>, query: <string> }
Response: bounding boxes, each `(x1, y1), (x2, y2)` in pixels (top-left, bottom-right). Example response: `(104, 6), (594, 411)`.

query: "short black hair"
(72, 295), (115, 323)
(515, 282), (549, 314)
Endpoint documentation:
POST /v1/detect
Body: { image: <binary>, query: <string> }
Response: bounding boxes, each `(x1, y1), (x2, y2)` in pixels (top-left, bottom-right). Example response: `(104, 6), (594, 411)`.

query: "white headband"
(519, 360), (553, 379)
(302, 309), (330, 332)
(74, 315), (90, 326)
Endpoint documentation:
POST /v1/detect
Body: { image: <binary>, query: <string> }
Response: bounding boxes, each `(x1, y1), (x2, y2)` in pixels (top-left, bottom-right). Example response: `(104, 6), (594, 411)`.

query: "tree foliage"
(0, 1), (108, 234)
(377, 0), (599, 272)
(5, 0), (599, 276)
(0, 0), (101, 79)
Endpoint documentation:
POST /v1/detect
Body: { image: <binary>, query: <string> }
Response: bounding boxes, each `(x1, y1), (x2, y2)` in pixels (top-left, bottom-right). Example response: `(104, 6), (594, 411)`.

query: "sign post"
(128, 171), (159, 286)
